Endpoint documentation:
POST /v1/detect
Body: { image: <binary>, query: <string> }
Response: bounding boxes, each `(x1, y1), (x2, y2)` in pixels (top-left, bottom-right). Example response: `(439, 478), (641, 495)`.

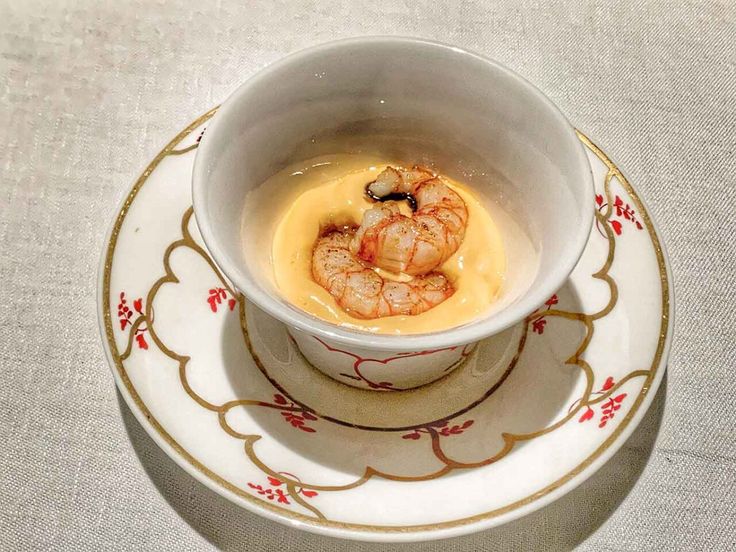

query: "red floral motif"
(596, 193), (643, 237)
(532, 318), (547, 334)
(596, 394), (628, 427)
(247, 473), (318, 505)
(273, 394), (317, 433)
(402, 419), (474, 440)
(530, 294), (558, 335)
(313, 336), (462, 390)
(574, 376), (628, 428)
(117, 292), (148, 349)
(207, 287), (236, 313)
(247, 482), (290, 504)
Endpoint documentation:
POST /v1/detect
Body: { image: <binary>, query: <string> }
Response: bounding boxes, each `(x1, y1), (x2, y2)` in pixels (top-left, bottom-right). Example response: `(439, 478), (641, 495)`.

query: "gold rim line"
(102, 110), (670, 533)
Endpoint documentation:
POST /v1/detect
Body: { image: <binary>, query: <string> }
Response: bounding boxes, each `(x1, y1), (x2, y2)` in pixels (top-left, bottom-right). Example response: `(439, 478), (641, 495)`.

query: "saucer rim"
(97, 108), (673, 543)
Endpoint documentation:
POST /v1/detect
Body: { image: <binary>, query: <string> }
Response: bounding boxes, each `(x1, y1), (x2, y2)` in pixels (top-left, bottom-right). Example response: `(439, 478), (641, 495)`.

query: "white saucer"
(98, 108), (672, 542)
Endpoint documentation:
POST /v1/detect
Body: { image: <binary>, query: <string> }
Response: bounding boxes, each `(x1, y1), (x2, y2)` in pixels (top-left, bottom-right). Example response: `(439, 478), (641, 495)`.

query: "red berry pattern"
(530, 294), (558, 335)
(575, 376), (628, 428)
(247, 474), (318, 505)
(402, 419), (474, 440)
(273, 394), (318, 433)
(117, 292), (148, 350)
(207, 287), (237, 313)
(596, 193), (643, 237)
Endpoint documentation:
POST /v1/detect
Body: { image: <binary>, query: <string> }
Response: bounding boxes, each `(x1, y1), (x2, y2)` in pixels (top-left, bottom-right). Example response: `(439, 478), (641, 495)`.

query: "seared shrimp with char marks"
(312, 226), (454, 319)
(352, 166), (468, 276)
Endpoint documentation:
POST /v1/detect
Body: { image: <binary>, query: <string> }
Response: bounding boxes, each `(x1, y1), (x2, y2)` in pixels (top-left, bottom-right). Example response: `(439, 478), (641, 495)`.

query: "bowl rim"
(192, 36), (595, 352)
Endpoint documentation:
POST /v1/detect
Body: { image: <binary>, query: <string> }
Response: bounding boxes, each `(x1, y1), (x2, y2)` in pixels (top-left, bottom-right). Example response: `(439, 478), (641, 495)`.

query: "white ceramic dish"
(98, 109), (672, 542)
(192, 37), (594, 388)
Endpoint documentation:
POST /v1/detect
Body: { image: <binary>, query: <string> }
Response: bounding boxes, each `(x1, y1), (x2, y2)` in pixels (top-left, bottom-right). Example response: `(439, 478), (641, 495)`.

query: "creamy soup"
(266, 155), (506, 334)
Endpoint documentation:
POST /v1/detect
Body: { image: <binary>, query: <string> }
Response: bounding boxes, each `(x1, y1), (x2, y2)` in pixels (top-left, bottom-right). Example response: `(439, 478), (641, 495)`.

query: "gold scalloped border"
(119, 195), (611, 520)
(102, 109), (670, 533)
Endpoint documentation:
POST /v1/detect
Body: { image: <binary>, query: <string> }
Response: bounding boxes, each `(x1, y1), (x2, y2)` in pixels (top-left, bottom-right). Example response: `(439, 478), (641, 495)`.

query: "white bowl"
(192, 37), (594, 388)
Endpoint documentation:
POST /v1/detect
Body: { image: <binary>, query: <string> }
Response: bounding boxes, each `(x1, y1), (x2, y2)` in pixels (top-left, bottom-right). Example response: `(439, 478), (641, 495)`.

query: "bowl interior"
(193, 38), (593, 349)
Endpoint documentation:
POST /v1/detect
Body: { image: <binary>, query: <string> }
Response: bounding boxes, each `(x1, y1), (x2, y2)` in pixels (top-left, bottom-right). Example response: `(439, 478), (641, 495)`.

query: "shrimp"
(351, 166), (468, 276)
(312, 226), (454, 319)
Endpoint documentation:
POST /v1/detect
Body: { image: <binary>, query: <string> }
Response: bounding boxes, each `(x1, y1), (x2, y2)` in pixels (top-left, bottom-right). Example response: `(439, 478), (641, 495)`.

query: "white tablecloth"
(1, 1), (735, 550)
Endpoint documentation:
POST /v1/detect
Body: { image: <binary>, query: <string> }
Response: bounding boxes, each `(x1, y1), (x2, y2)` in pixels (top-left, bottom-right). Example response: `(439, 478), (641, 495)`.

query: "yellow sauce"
(270, 155), (505, 334)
